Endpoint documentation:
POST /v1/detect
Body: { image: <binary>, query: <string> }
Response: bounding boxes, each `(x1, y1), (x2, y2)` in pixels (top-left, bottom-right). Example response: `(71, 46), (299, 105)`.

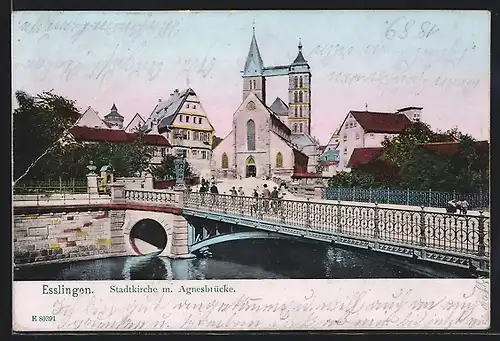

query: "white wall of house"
(270, 132), (294, 180)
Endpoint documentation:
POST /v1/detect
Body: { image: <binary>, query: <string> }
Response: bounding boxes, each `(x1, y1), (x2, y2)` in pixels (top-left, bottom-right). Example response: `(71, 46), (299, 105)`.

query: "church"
(211, 28), (320, 180)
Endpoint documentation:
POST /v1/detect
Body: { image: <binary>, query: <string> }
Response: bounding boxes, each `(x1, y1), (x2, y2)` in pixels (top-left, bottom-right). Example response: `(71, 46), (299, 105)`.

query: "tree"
(13, 90), (155, 182)
(13, 90), (81, 183)
(151, 155), (194, 181)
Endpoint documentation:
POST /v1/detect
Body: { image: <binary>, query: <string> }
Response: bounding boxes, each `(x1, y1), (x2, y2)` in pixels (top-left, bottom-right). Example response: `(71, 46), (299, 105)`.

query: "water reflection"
(14, 239), (467, 281)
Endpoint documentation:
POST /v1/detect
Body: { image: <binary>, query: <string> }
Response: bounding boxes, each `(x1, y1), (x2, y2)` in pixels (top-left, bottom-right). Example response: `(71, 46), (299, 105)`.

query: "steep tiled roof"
(347, 147), (383, 168)
(350, 111), (412, 134)
(145, 89), (194, 132)
(70, 126), (171, 147)
(347, 141), (489, 168)
(269, 97), (289, 116)
(243, 30), (265, 76)
(420, 141), (489, 156)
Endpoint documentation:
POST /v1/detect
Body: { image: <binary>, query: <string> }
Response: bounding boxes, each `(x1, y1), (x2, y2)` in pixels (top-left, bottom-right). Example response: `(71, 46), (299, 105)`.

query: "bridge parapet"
(181, 192), (490, 272)
(121, 187), (180, 207)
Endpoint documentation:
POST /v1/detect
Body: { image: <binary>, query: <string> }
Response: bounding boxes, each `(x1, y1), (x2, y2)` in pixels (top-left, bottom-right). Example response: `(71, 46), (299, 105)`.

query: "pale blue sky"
(12, 10), (490, 144)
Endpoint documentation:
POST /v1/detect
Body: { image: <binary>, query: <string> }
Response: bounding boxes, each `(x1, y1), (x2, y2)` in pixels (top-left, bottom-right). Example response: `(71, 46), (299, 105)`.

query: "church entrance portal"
(245, 156), (256, 178)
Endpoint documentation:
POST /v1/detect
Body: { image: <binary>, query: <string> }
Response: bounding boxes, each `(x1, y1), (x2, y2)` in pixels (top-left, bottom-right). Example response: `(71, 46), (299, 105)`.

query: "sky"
(12, 10), (490, 144)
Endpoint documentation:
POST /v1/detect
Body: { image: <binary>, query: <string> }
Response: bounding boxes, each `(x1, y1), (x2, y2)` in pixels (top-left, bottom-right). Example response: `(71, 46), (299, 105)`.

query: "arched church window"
(299, 91), (303, 102)
(299, 106), (303, 117)
(299, 76), (303, 88)
(247, 119), (256, 151)
(299, 123), (303, 132)
(294, 76), (298, 88)
(294, 92), (298, 103)
(221, 153), (229, 169)
(276, 152), (283, 168)
(295, 106), (298, 117)
(293, 124), (298, 133)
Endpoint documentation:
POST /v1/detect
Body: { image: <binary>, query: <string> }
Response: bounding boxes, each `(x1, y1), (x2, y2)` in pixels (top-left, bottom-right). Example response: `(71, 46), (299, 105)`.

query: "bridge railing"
(124, 188), (179, 206)
(183, 192), (490, 258)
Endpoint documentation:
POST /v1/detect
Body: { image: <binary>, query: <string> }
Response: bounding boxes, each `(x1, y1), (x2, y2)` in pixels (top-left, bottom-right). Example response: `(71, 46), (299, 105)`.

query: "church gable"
(234, 92), (270, 121)
(77, 106), (109, 129)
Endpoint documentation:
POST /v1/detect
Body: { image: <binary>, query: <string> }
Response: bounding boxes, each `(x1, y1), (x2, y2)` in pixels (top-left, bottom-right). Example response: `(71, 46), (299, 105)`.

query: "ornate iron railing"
(124, 189), (177, 205)
(325, 187), (489, 210)
(183, 192), (490, 258)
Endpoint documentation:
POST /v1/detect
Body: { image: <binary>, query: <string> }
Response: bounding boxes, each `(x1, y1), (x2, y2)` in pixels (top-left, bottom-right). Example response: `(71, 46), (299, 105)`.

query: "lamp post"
(174, 155), (186, 188)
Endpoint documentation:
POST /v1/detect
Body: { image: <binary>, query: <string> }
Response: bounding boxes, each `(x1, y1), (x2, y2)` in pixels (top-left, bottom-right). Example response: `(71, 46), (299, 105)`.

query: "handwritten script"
(13, 279), (490, 331)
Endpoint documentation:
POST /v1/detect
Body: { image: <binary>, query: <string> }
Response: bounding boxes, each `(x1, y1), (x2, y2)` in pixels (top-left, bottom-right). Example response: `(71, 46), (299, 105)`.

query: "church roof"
(290, 133), (318, 148)
(243, 29), (265, 77)
(291, 40), (308, 66)
(254, 96), (291, 135)
(269, 97), (289, 116)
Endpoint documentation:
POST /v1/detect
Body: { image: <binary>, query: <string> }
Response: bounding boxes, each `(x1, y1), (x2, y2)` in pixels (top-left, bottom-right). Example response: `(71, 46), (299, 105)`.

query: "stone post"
(144, 173), (154, 189)
(314, 182), (325, 199)
(87, 173), (99, 195)
(109, 182), (125, 203)
(170, 215), (195, 259)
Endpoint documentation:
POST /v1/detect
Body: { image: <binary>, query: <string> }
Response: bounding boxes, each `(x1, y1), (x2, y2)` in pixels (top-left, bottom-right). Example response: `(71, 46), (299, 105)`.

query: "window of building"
(299, 91), (303, 102)
(353, 122), (357, 127)
(294, 76), (298, 88)
(344, 148), (348, 155)
(193, 105), (196, 109)
(161, 148), (166, 157)
(186, 116), (190, 123)
(299, 76), (303, 88)
(293, 124), (298, 133)
(299, 123), (303, 132)
(186, 104), (190, 108)
(202, 151), (207, 159)
(355, 133), (360, 139)
(198, 117), (202, 124)
(295, 106), (298, 117)
(221, 153), (229, 169)
(294, 92), (298, 103)
(275, 152), (283, 168)
(179, 115), (183, 122)
(299, 106), (303, 117)
(192, 150), (198, 156)
(247, 119), (256, 151)
(343, 135), (347, 141)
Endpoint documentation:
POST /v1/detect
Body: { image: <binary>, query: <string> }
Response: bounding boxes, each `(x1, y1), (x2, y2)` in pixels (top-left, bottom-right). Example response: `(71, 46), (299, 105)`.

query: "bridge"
(12, 183), (490, 274)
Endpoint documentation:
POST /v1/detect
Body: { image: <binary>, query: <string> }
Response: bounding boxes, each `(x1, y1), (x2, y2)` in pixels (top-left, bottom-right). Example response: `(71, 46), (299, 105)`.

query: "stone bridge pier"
(110, 183), (194, 259)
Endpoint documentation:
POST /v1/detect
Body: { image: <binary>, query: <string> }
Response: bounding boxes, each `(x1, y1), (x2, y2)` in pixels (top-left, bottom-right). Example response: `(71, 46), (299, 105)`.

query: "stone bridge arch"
(122, 210), (175, 257)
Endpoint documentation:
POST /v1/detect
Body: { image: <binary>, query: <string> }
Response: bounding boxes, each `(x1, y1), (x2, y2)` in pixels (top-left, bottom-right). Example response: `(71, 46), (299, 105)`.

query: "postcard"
(12, 10), (490, 331)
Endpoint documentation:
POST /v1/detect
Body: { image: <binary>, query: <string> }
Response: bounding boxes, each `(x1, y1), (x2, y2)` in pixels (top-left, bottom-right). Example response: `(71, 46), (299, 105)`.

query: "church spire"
(243, 23), (264, 77)
(291, 38), (308, 66)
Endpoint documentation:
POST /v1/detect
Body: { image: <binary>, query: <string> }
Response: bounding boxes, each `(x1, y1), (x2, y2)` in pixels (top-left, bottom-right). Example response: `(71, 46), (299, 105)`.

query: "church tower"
(288, 39), (311, 135)
(242, 26), (266, 104)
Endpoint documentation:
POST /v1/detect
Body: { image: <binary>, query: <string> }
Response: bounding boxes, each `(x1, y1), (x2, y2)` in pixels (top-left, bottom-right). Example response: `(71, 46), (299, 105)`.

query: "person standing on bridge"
(262, 184), (271, 213)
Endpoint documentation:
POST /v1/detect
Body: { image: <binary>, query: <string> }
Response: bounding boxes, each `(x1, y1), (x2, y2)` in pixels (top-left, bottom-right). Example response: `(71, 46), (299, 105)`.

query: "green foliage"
(150, 155), (194, 181)
(14, 90), (155, 182)
(13, 90), (81, 182)
(328, 122), (489, 193)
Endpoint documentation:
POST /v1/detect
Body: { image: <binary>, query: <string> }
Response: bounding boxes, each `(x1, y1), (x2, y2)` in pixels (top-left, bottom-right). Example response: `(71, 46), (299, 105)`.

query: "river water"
(14, 239), (469, 280)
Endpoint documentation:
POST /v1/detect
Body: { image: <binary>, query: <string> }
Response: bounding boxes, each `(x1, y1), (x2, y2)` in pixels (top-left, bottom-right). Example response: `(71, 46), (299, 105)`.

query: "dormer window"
(187, 104), (190, 108)
(179, 115), (183, 122)
(186, 116), (190, 123)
